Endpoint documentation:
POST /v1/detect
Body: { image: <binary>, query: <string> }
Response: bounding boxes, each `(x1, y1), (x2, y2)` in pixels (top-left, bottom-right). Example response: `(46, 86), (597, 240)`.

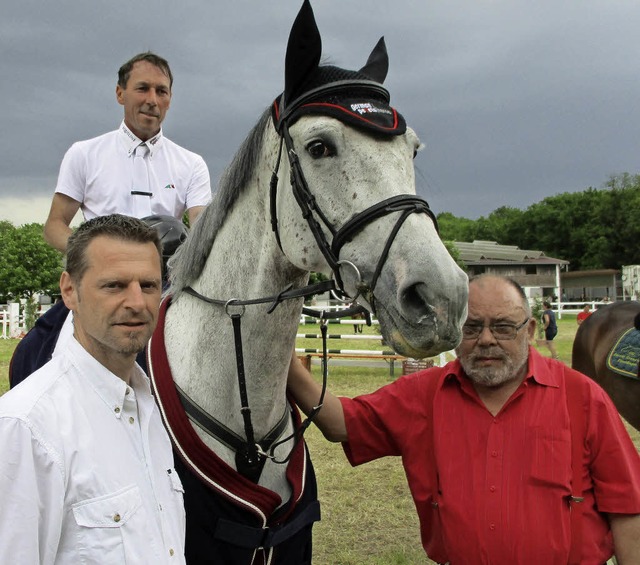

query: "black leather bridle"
(270, 116), (438, 309)
(180, 81), (439, 482)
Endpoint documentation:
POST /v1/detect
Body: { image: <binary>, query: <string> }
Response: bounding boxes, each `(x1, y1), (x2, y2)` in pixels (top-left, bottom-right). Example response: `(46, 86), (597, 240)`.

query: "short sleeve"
(55, 142), (87, 204)
(185, 155), (212, 209)
(341, 370), (436, 466)
(585, 384), (640, 514)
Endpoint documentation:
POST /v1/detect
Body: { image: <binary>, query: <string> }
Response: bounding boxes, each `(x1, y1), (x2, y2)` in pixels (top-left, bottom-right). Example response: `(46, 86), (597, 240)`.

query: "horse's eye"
(306, 140), (333, 159)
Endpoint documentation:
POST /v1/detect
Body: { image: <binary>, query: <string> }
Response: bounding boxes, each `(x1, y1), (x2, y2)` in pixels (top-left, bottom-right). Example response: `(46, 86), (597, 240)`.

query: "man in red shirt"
(577, 303), (593, 325)
(288, 274), (640, 564)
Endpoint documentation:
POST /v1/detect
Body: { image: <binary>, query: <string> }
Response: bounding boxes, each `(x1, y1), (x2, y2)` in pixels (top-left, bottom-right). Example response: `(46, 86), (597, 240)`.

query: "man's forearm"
(43, 220), (72, 253)
(609, 513), (640, 564)
(287, 353), (348, 442)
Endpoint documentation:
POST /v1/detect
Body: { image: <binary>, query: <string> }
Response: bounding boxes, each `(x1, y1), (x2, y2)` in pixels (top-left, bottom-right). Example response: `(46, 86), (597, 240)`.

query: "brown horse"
(572, 300), (640, 431)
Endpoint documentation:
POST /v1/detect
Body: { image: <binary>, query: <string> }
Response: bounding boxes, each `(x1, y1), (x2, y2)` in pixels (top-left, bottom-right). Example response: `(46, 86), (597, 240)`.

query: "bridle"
(270, 122), (437, 307)
(179, 80), (439, 482)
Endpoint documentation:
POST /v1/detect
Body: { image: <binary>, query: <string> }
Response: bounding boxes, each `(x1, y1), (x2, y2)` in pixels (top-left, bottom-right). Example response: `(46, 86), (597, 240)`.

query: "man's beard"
(119, 332), (148, 355)
(460, 343), (528, 388)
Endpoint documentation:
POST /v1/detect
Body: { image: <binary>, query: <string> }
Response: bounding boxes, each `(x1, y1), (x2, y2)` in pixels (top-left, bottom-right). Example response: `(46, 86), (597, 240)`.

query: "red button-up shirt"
(341, 348), (640, 564)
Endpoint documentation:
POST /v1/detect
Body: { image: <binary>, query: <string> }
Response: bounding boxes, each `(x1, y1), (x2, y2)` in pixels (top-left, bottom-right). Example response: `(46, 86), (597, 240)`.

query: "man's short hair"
(117, 51), (173, 89)
(469, 274), (532, 316)
(66, 214), (162, 281)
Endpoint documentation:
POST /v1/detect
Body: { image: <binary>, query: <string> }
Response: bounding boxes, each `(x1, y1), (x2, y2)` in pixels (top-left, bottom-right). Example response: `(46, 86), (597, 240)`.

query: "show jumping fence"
(296, 306), (454, 377)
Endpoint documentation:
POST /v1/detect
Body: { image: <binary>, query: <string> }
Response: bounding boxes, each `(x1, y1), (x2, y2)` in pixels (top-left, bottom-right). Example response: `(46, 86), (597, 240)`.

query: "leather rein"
(178, 92), (438, 483)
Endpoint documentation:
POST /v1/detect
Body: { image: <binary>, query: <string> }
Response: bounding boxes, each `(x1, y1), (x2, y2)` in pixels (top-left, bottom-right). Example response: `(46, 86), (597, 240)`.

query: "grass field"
(1, 314), (638, 564)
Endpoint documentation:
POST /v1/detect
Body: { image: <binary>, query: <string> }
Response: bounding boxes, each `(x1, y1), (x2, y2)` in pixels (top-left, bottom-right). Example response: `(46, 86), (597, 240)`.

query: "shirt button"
(489, 485), (496, 492)
(489, 523), (496, 531)
(169, 548), (175, 556)
(113, 513), (121, 523)
(129, 416), (135, 424)
(114, 407), (121, 414)
(491, 450), (498, 457)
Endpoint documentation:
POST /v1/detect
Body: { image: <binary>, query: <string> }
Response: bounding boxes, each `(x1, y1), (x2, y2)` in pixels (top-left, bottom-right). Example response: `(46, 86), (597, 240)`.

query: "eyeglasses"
(461, 318), (530, 341)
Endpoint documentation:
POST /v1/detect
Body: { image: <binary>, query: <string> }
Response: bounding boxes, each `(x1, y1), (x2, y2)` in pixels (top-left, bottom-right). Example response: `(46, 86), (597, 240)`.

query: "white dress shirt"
(55, 122), (212, 220)
(0, 337), (186, 564)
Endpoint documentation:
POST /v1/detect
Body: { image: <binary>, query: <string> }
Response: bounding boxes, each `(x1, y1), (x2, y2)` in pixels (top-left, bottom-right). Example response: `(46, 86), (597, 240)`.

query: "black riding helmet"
(142, 214), (189, 274)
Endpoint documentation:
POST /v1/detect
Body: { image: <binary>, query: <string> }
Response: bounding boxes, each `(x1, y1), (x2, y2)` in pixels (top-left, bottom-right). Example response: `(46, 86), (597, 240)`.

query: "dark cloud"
(2, 0), (640, 223)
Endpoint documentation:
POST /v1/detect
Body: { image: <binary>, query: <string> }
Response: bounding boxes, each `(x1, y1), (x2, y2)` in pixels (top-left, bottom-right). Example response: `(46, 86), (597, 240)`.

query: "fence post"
(8, 302), (21, 338)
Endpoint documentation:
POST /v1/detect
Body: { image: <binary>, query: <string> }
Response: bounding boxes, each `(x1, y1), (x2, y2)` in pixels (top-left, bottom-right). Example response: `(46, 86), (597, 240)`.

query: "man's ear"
(116, 84), (124, 106)
(60, 271), (78, 311)
(527, 317), (537, 340)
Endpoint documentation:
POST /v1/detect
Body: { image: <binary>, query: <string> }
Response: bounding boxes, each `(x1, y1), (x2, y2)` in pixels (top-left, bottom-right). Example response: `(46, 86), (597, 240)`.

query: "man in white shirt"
(0, 214), (186, 564)
(43, 52), (212, 252)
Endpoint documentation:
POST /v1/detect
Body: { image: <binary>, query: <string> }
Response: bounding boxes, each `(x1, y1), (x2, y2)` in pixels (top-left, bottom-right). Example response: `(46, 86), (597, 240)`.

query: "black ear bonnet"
(272, 1), (406, 136)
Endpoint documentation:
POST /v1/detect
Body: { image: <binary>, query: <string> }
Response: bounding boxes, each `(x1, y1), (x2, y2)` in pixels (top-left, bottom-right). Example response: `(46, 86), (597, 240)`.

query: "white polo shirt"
(0, 337), (186, 564)
(55, 122), (212, 220)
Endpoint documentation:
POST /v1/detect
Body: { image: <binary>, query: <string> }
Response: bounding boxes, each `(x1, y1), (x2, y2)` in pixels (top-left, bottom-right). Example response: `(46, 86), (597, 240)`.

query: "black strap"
(176, 383), (289, 454)
(331, 194), (437, 257)
(182, 279), (336, 313)
(213, 500), (321, 549)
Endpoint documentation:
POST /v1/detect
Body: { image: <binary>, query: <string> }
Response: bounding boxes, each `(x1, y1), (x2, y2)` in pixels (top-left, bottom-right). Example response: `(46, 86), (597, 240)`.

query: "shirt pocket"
(524, 425), (571, 489)
(72, 484), (146, 564)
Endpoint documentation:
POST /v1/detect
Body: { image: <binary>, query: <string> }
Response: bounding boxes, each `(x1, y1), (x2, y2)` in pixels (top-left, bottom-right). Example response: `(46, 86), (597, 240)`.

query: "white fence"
(0, 303), (52, 339)
(548, 300), (613, 319)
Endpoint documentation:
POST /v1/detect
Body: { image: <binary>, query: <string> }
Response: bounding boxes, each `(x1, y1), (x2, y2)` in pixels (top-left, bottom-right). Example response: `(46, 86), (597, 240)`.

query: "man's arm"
(187, 205), (206, 225)
(287, 353), (348, 442)
(0, 417), (64, 564)
(609, 513), (640, 564)
(43, 193), (82, 252)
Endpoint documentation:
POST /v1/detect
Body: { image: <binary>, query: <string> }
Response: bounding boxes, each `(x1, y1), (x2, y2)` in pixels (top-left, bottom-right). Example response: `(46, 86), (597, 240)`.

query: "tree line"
(439, 173), (640, 271)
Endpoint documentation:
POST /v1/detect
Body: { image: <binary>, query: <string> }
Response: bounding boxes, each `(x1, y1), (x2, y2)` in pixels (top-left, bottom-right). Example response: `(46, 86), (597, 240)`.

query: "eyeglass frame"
(461, 317), (531, 341)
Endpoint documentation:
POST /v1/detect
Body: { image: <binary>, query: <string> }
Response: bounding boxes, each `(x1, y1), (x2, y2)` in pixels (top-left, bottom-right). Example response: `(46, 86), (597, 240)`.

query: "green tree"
(432, 172), (640, 272)
(437, 212), (478, 242)
(0, 223), (63, 328)
(478, 206), (526, 244)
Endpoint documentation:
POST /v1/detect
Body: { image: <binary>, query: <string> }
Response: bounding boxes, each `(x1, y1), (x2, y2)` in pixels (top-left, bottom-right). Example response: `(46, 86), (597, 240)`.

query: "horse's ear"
(359, 37), (389, 84)
(283, 0), (322, 105)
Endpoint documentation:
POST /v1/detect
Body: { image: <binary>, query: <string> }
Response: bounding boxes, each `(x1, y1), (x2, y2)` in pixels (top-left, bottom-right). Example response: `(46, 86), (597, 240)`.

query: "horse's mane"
(168, 108), (272, 295)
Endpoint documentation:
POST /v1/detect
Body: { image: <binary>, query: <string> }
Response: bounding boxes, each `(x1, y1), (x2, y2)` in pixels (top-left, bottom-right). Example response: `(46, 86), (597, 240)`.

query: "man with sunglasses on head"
(287, 274), (640, 564)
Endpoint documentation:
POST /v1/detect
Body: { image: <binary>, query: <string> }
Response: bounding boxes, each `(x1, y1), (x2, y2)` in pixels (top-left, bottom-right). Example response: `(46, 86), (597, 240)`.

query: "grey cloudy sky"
(2, 0), (639, 225)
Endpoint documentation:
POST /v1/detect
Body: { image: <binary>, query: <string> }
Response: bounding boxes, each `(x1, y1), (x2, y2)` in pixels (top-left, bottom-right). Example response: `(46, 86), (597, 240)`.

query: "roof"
(562, 269), (618, 280)
(453, 240), (569, 265)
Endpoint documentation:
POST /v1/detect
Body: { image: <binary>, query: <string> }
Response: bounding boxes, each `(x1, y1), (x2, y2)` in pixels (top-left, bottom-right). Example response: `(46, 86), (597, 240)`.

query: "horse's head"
(270, 0), (468, 357)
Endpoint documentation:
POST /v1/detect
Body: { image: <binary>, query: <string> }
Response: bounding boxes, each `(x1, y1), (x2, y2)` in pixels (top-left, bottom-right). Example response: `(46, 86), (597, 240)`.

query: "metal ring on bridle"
(330, 260), (362, 302)
(224, 299), (246, 318)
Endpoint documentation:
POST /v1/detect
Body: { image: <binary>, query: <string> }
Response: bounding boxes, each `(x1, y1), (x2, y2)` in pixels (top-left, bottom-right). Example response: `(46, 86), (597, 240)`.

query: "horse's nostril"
(400, 283), (434, 321)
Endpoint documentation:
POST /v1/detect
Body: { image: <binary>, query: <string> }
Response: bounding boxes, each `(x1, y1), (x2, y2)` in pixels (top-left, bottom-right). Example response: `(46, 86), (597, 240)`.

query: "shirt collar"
(64, 335), (148, 419)
(526, 346), (561, 388)
(118, 120), (164, 158)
